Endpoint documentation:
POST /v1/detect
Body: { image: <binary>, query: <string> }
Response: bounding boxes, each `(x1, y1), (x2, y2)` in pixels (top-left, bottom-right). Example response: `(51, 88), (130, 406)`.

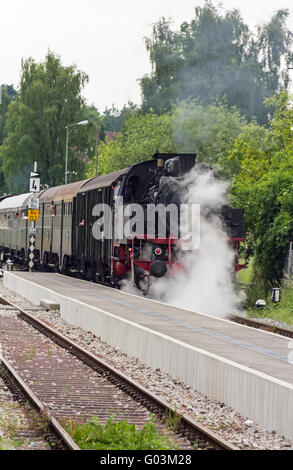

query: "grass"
(25, 346), (36, 361)
(237, 256), (293, 325)
(65, 416), (176, 450)
(236, 258), (253, 285)
(0, 401), (50, 450)
(0, 435), (23, 450)
(0, 404), (24, 449)
(164, 406), (182, 431)
(246, 279), (293, 325)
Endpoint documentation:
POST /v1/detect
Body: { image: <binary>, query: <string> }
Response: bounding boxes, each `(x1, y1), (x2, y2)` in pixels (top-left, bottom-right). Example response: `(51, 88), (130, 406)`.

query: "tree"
(0, 85), (17, 146)
(87, 113), (174, 176)
(140, 2), (293, 124)
(257, 10), (293, 96)
(140, 17), (183, 115)
(87, 100), (250, 179)
(0, 51), (90, 192)
(102, 101), (139, 132)
(170, 100), (248, 176)
(229, 92), (293, 285)
(0, 84), (18, 193)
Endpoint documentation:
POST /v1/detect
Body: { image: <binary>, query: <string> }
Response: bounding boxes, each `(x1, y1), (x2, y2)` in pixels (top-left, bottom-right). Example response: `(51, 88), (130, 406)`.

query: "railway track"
(229, 314), (293, 339)
(0, 355), (79, 450)
(0, 296), (79, 450)
(0, 295), (237, 450)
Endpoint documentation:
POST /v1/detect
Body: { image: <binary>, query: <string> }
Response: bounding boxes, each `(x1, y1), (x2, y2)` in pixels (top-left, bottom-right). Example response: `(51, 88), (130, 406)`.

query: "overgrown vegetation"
(246, 279), (293, 325)
(66, 416), (176, 450)
(230, 92), (293, 289)
(0, 404), (25, 449)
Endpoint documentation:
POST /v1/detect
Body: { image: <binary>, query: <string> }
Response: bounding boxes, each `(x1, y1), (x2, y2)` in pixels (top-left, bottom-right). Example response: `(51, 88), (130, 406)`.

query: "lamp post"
(65, 120), (88, 184)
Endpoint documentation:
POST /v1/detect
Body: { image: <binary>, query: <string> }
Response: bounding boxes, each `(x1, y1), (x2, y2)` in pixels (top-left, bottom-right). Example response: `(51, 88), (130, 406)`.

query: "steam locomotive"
(0, 153), (246, 289)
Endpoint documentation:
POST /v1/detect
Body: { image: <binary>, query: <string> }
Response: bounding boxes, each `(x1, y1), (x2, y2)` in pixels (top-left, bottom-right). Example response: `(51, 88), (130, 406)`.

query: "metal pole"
(29, 162), (37, 272)
(65, 126), (69, 185)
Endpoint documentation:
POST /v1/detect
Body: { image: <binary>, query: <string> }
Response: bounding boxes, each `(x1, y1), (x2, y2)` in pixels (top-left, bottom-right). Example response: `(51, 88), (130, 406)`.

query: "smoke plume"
(149, 166), (244, 317)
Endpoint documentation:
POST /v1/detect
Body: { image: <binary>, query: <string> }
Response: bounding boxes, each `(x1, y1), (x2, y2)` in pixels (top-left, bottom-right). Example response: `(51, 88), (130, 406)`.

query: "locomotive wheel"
(134, 265), (149, 291)
(42, 252), (49, 270)
(86, 269), (95, 282)
(61, 255), (70, 274)
(96, 261), (106, 283)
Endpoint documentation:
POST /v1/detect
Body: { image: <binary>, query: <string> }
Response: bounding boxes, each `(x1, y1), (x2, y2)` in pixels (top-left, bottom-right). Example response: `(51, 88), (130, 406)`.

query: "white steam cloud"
(148, 166), (243, 318)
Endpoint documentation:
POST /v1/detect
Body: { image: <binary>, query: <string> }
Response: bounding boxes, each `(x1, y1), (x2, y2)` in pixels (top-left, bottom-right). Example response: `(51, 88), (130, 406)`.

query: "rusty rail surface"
(229, 314), (293, 339)
(0, 355), (79, 450)
(0, 295), (238, 450)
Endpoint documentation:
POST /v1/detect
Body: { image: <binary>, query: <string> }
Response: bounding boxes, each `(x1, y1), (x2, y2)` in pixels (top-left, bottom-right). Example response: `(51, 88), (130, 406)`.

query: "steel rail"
(0, 354), (80, 450)
(1, 295), (238, 450)
(229, 314), (293, 339)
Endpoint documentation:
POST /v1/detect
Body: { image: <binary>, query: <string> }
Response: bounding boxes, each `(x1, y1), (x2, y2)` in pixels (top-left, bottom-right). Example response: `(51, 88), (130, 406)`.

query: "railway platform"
(3, 271), (293, 440)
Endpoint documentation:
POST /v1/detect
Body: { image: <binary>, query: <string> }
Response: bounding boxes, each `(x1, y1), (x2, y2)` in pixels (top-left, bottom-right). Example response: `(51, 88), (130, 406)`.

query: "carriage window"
(124, 175), (139, 202)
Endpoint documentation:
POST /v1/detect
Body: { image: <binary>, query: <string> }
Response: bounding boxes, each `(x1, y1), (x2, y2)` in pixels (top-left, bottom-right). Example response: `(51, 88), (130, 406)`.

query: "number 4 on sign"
(29, 177), (40, 192)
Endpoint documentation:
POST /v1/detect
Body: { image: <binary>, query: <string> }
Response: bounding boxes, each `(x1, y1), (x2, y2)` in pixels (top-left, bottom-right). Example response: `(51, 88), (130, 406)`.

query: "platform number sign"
(29, 172), (40, 193)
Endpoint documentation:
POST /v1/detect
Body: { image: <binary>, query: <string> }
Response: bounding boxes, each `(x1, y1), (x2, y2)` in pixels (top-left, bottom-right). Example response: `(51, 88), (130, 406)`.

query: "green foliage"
(230, 92), (293, 284)
(87, 112), (174, 176)
(226, 123), (275, 180)
(0, 85), (17, 146)
(102, 102), (139, 132)
(171, 100), (248, 176)
(66, 416), (175, 450)
(89, 100), (249, 178)
(243, 266), (273, 307)
(237, 256), (253, 285)
(140, 2), (293, 124)
(0, 85), (17, 192)
(0, 51), (91, 193)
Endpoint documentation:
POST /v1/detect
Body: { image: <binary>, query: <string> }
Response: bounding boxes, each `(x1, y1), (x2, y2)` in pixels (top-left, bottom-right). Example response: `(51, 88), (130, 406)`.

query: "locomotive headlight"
(154, 247), (162, 256)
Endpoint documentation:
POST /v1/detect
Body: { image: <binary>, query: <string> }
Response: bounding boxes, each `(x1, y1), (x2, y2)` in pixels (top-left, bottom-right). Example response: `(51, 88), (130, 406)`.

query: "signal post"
(28, 162), (40, 271)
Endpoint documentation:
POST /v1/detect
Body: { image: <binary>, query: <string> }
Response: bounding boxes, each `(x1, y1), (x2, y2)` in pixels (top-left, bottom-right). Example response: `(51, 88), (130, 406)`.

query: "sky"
(1, 0), (293, 111)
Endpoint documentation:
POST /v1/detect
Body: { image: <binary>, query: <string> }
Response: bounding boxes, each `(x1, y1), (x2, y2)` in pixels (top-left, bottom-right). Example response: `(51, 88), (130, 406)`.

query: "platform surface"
(6, 271), (293, 385)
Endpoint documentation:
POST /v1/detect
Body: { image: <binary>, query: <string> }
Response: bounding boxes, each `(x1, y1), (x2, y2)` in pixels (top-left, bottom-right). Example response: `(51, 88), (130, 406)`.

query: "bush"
(66, 416), (175, 450)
